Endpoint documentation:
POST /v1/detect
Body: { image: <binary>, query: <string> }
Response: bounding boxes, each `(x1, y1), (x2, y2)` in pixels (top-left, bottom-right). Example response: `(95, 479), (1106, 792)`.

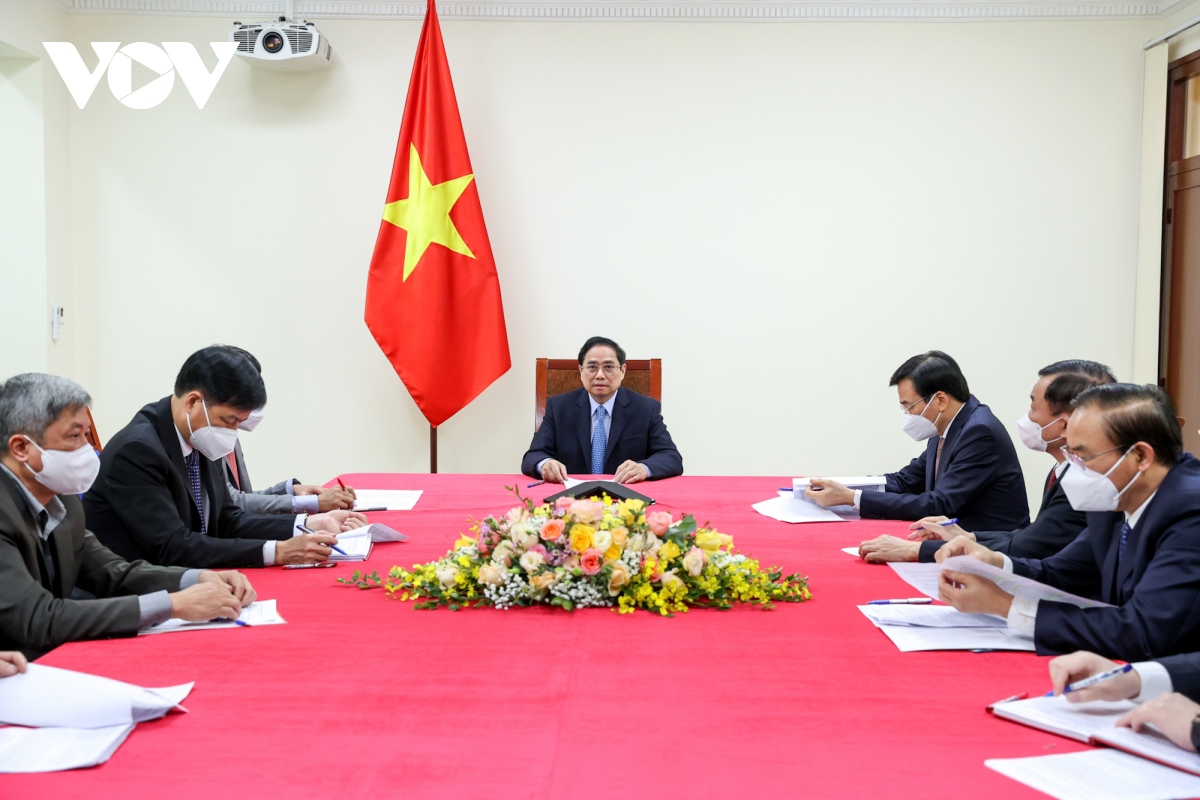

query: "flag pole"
(430, 425), (438, 473)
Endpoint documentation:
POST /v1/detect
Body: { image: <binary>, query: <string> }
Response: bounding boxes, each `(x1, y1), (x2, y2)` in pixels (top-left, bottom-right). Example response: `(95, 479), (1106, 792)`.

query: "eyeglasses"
(1059, 444), (1121, 471)
(900, 395), (931, 414)
(583, 364), (620, 376)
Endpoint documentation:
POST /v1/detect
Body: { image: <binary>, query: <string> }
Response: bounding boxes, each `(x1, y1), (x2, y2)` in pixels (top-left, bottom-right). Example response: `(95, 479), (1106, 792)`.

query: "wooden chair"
(534, 358), (661, 432)
(85, 406), (103, 452)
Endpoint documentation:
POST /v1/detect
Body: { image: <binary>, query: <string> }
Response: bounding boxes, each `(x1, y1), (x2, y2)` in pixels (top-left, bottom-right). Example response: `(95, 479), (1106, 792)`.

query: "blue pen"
(1044, 663), (1134, 697)
(938, 518), (959, 526)
(209, 618), (247, 626)
(779, 487), (793, 492)
(528, 480), (546, 488)
(296, 524), (348, 555)
(868, 598), (932, 605)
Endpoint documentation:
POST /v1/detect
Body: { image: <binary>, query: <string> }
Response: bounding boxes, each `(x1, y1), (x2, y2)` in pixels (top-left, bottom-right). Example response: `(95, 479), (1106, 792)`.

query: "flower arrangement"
(342, 488), (810, 616)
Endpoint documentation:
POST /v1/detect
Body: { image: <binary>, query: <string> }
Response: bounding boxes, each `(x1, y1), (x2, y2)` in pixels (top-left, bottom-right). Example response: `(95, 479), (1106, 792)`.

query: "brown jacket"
(0, 469), (186, 659)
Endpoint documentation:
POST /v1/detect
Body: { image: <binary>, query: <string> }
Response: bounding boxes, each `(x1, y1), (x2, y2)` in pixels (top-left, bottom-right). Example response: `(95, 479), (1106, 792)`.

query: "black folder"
(543, 480), (655, 507)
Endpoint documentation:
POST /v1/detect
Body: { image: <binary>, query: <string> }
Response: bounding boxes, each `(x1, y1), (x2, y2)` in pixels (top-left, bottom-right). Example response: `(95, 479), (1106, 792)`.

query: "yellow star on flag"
(382, 143), (476, 281)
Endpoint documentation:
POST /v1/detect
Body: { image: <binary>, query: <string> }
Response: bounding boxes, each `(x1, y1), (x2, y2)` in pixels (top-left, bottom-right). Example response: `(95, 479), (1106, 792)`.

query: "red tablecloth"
(7, 474), (1086, 798)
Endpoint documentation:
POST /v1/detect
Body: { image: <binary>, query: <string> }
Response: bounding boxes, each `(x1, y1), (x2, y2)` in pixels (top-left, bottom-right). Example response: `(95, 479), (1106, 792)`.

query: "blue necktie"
(591, 406), (608, 475)
(185, 451), (207, 536)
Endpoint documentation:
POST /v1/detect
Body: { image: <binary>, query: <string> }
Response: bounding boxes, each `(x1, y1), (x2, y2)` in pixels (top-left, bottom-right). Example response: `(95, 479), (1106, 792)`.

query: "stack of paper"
(941, 555), (1113, 609)
(140, 599), (286, 635)
(0, 664), (194, 773)
(352, 489), (422, 511)
(992, 694), (1200, 777)
(792, 476), (885, 501)
(752, 492), (847, 524)
(986, 749), (1200, 800)
(858, 603), (1034, 652)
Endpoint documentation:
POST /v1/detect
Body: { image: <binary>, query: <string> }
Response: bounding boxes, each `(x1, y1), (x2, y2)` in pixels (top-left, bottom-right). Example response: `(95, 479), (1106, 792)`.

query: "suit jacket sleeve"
(0, 535), (144, 656)
(258, 479), (292, 497)
(974, 488), (1086, 559)
(521, 400), (561, 478)
(860, 426), (1000, 521)
(639, 401), (683, 479)
(1016, 515), (1200, 659)
(1157, 653), (1200, 702)
(211, 476), (295, 542)
(105, 439), (272, 568)
(227, 480), (293, 514)
(885, 451), (929, 496)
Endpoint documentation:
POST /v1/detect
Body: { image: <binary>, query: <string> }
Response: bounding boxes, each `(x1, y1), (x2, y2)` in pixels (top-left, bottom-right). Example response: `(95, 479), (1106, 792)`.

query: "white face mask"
(1059, 447), (1141, 512)
(902, 396), (942, 442)
(238, 408), (264, 432)
(186, 398), (239, 460)
(22, 437), (100, 495)
(1015, 413), (1063, 453)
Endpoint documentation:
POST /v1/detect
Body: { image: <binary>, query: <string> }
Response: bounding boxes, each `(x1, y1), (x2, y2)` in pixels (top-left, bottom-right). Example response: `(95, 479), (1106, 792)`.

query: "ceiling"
(45, 0), (1187, 22)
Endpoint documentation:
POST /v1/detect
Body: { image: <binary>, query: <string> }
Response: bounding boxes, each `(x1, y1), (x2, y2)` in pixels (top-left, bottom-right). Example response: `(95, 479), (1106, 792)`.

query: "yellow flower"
(610, 527), (628, 548)
(605, 544), (622, 561)
(695, 530), (733, 553)
(569, 524), (595, 552)
(658, 540), (681, 564)
(625, 499), (645, 513)
(454, 534), (477, 550)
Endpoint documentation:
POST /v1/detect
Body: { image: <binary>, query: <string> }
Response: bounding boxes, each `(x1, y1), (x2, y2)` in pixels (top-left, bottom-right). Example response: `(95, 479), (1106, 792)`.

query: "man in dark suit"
(938, 383), (1200, 662)
(1046, 649), (1200, 753)
(85, 347), (355, 569)
(0, 373), (257, 659)
(861, 360), (1116, 563)
(807, 350), (1028, 531)
(521, 337), (682, 484)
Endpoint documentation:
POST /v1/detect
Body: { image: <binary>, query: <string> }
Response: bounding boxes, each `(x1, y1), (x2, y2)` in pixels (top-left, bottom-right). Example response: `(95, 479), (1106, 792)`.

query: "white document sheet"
(941, 555), (1113, 609)
(986, 749), (1200, 800)
(564, 478), (584, 489)
(751, 494), (846, 524)
(875, 624), (1036, 652)
(858, 604), (1007, 629)
(337, 523), (408, 543)
(0, 724), (135, 773)
(352, 489), (422, 511)
(0, 664), (192, 729)
(841, 546), (862, 557)
(329, 533), (371, 562)
(1097, 725), (1200, 777)
(888, 562), (944, 600)
(140, 599), (286, 635)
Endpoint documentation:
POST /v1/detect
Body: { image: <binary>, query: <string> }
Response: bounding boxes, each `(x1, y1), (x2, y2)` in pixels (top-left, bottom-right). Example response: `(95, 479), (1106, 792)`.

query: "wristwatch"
(1190, 714), (1200, 752)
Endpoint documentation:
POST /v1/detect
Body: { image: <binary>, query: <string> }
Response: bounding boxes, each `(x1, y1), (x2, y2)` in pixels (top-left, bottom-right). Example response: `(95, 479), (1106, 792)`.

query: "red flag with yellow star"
(365, 0), (510, 427)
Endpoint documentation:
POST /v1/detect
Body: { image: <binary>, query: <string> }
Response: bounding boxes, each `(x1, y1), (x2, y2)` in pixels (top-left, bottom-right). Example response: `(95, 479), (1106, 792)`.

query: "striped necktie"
(591, 406), (608, 475)
(225, 452), (241, 489)
(185, 450), (207, 536)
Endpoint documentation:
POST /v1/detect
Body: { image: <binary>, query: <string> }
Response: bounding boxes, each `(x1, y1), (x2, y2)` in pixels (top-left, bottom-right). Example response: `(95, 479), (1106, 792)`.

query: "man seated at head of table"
(521, 336), (683, 485)
(1044, 650), (1200, 754)
(0, 373), (257, 659)
(806, 350), (1029, 532)
(211, 346), (356, 516)
(860, 359), (1116, 563)
(936, 383), (1200, 661)
(84, 346), (362, 570)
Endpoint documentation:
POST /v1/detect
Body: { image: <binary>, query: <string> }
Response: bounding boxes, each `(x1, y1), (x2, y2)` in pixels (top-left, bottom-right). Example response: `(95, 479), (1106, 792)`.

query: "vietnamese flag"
(366, 0), (510, 427)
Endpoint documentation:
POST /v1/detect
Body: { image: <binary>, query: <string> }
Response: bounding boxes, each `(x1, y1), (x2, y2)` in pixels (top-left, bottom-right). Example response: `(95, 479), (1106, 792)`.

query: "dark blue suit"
(521, 388), (682, 480)
(1156, 652), (1200, 702)
(1010, 453), (1200, 660)
(859, 395), (1029, 530)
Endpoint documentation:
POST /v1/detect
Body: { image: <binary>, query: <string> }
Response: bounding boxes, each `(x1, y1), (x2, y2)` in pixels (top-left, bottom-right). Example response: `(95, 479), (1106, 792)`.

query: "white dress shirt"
(175, 426), (302, 566)
(853, 402), (965, 509)
(1004, 491), (1159, 637)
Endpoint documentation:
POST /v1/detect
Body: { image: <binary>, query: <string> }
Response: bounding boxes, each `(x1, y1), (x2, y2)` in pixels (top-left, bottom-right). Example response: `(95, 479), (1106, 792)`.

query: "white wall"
(29, 13), (1168, 515)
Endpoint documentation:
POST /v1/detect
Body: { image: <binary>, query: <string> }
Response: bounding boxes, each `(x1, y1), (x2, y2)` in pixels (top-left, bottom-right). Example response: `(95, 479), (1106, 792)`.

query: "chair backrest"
(85, 406), (103, 452)
(534, 358), (661, 432)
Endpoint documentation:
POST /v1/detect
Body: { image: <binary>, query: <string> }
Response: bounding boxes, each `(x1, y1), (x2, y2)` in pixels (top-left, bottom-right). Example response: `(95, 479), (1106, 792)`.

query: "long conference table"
(10, 474), (1086, 798)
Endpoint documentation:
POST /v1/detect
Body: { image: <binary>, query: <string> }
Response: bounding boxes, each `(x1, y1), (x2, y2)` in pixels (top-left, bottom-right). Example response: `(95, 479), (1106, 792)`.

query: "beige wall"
(5, 8), (1182, 516)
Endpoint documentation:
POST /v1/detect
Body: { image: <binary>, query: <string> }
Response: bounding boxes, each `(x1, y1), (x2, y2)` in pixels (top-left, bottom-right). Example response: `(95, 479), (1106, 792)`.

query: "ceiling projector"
(229, 18), (332, 71)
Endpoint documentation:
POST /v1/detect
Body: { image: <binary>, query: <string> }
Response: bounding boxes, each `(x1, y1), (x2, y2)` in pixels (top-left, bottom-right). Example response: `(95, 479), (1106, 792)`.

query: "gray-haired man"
(0, 373), (257, 659)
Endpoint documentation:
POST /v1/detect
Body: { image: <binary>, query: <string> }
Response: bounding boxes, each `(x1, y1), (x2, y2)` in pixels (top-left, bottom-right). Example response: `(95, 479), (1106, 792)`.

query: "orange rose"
(540, 518), (565, 542)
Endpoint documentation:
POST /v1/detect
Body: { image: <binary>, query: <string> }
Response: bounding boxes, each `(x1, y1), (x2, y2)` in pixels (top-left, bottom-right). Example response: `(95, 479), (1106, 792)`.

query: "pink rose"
(579, 548), (605, 576)
(555, 497), (575, 511)
(569, 499), (606, 524)
(647, 511), (673, 536)
(526, 543), (550, 562)
(540, 518), (566, 542)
